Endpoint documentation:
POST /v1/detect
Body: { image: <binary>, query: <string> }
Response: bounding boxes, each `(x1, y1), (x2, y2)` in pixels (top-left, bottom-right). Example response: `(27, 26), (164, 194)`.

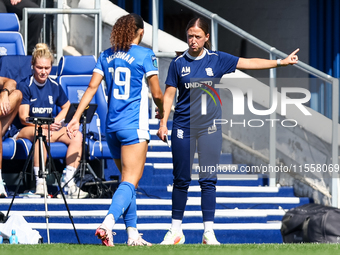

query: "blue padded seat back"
(0, 33), (26, 55)
(0, 13), (20, 31)
(57, 55), (111, 160)
(57, 55), (107, 134)
(57, 55), (96, 76)
(59, 76), (107, 134)
(0, 55), (32, 82)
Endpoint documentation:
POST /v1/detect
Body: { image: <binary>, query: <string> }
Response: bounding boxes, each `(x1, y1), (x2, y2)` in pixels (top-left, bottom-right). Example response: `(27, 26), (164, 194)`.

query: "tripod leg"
(42, 177), (50, 244)
(44, 139), (81, 244)
(86, 163), (110, 192)
(52, 170), (81, 244)
(6, 138), (36, 218)
(37, 135), (53, 244)
(78, 163), (86, 199)
(86, 163), (98, 179)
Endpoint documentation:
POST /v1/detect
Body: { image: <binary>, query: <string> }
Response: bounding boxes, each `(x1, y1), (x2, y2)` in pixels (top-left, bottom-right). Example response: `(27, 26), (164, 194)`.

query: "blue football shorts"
(106, 129), (150, 159)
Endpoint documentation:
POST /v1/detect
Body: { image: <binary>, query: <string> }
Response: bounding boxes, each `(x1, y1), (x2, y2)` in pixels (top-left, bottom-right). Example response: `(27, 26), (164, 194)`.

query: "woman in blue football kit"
(157, 17), (299, 245)
(67, 14), (164, 246)
(16, 43), (87, 198)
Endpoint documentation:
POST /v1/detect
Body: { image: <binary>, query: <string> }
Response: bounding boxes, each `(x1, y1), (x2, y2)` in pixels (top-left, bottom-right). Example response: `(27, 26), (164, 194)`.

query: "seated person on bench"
(0, 76), (22, 198)
(15, 43), (88, 198)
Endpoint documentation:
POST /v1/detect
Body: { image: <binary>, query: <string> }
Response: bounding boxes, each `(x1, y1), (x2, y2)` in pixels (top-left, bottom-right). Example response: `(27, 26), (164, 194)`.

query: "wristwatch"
(1, 88), (10, 94)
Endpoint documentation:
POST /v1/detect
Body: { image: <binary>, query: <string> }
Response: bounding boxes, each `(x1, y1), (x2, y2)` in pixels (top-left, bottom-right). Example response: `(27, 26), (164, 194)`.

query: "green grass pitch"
(1, 243), (340, 255)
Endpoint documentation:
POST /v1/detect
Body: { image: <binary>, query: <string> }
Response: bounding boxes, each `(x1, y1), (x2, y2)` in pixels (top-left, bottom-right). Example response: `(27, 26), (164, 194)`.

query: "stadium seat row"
(2, 55), (112, 164)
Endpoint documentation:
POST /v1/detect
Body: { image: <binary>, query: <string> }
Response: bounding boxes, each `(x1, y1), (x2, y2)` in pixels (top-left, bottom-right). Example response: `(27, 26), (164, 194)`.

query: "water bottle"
(9, 229), (18, 244)
(0, 231), (3, 244)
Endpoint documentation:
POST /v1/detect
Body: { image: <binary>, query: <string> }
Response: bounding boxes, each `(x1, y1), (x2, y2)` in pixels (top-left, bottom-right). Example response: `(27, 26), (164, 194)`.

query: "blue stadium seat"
(14, 138), (68, 160)
(13, 138), (28, 160)
(0, 55), (32, 83)
(57, 55), (111, 160)
(0, 13), (26, 55)
(0, 55), (30, 160)
(57, 55), (97, 76)
(0, 13), (20, 31)
(2, 138), (16, 160)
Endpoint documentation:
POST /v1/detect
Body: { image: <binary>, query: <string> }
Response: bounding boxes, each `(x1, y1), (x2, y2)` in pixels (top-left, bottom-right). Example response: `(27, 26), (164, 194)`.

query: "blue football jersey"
(94, 44), (158, 133)
(19, 76), (69, 119)
(165, 48), (239, 128)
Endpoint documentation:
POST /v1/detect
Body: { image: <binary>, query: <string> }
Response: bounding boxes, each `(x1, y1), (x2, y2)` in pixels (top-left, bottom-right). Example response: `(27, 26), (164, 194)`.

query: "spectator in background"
(0, 76), (22, 197)
(0, 0), (43, 55)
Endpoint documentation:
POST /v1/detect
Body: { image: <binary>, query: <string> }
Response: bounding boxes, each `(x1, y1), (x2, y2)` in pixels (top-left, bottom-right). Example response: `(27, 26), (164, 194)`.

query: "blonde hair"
(31, 43), (54, 66)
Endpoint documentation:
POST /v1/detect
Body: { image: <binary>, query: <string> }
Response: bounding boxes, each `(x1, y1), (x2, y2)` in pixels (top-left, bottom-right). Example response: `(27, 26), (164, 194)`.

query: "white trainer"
(127, 234), (152, 246)
(160, 229), (185, 245)
(202, 230), (220, 245)
(35, 182), (44, 196)
(0, 179), (7, 198)
(68, 184), (89, 199)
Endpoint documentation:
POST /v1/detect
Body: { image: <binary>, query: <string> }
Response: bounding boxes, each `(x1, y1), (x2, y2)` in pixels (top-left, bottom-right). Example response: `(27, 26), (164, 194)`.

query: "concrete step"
(12, 223), (283, 244)
(166, 185), (296, 197)
(0, 196), (309, 211)
(0, 195), (305, 244)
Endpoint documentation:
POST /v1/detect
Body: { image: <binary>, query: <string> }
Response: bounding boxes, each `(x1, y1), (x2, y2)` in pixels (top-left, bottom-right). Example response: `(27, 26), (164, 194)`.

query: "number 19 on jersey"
(109, 67), (131, 100)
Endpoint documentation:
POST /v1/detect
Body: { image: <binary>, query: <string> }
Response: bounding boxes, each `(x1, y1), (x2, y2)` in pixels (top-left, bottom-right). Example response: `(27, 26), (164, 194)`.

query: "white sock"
(34, 167), (43, 184)
(171, 219), (183, 233)
(203, 221), (214, 232)
(65, 165), (76, 186)
(102, 214), (115, 230)
(126, 227), (139, 239)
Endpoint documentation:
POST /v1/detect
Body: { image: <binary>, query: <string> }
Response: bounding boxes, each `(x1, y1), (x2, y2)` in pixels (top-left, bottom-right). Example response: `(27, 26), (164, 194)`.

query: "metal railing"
(151, 0), (339, 206)
(22, 0), (102, 62)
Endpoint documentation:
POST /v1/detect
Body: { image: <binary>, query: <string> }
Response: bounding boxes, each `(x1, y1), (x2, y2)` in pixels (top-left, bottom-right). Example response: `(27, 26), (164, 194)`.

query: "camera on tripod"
(26, 117), (55, 125)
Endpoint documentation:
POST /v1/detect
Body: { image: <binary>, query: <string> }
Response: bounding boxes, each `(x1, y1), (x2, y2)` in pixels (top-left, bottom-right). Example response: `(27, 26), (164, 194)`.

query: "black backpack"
(281, 203), (340, 243)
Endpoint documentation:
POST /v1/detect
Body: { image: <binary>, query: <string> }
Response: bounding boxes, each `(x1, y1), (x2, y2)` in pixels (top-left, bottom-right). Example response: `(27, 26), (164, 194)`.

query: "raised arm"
(236, 48), (299, 70)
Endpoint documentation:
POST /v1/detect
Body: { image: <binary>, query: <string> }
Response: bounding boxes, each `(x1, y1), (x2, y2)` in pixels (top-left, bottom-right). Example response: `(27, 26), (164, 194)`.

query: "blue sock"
(123, 189), (137, 228)
(107, 181), (135, 222)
